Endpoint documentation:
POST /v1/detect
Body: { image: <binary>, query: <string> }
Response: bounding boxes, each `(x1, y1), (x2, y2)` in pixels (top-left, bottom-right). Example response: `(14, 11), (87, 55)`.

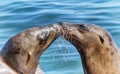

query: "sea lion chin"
(61, 22), (120, 74)
(0, 23), (62, 74)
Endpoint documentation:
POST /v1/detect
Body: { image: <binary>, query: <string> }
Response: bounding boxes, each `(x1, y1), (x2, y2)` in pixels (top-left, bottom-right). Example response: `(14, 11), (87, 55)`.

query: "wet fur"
(0, 24), (62, 74)
(61, 22), (120, 74)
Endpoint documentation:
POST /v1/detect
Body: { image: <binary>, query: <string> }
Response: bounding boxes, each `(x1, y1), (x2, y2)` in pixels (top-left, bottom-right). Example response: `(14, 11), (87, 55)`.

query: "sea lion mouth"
(37, 23), (62, 44)
(48, 23), (63, 36)
(64, 30), (85, 52)
(60, 22), (85, 52)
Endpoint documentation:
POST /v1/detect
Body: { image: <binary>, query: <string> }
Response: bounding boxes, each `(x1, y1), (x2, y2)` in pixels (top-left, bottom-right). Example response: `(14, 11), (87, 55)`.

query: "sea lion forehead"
(87, 24), (108, 35)
(86, 24), (104, 30)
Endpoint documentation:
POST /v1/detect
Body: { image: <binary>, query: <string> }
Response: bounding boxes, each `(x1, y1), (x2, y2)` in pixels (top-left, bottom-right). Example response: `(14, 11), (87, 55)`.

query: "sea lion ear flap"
(99, 35), (104, 44)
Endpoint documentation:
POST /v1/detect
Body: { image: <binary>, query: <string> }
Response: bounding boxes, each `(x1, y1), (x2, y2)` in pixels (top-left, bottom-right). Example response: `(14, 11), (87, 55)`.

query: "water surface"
(0, 0), (120, 74)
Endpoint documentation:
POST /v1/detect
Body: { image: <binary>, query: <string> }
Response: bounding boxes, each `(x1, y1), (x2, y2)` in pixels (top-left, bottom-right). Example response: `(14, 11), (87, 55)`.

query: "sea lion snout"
(49, 23), (62, 34)
(60, 22), (89, 32)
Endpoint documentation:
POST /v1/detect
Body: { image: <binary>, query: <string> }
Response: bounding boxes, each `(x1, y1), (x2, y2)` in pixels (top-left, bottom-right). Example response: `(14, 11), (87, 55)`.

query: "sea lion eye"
(79, 24), (87, 30)
(40, 38), (46, 44)
(99, 35), (104, 44)
(37, 34), (47, 44)
(37, 31), (49, 44)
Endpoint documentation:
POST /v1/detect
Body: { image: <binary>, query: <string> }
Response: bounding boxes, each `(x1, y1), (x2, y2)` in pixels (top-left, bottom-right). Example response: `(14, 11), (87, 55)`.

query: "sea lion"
(0, 23), (62, 74)
(60, 22), (120, 74)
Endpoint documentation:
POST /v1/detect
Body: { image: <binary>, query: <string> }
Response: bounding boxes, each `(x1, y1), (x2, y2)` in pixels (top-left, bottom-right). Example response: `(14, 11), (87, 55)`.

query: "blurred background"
(0, 0), (120, 74)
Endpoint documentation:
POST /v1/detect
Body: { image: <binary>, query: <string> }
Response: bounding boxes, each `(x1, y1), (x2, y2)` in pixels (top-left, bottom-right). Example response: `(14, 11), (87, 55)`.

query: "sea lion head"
(0, 23), (62, 74)
(28, 23), (62, 55)
(60, 22), (117, 54)
(60, 22), (120, 74)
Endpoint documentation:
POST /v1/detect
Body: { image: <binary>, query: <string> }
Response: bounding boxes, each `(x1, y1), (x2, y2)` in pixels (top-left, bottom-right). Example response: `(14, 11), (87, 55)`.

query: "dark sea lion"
(0, 23), (62, 74)
(61, 22), (120, 74)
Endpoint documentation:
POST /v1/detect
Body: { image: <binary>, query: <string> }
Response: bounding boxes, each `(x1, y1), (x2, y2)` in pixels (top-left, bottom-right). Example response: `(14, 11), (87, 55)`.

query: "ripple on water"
(0, 0), (120, 74)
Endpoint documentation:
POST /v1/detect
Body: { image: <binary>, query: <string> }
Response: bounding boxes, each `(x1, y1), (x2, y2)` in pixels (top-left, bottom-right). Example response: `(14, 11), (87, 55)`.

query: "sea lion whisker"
(52, 36), (67, 63)
(59, 37), (68, 63)
(66, 31), (71, 41)
(52, 46), (58, 62)
(65, 31), (68, 39)
(58, 45), (68, 63)
(70, 32), (74, 42)
(63, 31), (76, 53)
(66, 32), (74, 53)
(64, 31), (68, 40)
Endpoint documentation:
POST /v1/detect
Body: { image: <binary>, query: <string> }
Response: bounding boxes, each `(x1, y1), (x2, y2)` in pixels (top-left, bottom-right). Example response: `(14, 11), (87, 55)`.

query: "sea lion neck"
(77, 39), (120, 74)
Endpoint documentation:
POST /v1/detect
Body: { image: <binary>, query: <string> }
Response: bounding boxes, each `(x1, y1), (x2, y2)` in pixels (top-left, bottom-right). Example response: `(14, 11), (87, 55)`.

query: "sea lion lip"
(71, 35), (85, 51)
(67, 36), (85, 53)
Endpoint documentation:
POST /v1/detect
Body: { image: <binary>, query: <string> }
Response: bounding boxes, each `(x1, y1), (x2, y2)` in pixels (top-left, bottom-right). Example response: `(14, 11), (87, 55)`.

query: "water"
(0, 0), (120, 74)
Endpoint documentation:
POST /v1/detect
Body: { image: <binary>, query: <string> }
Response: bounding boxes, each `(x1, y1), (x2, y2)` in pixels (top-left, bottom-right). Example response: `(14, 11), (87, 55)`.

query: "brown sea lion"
(61, 22), (120, 74)
(0, 23), (62, 74)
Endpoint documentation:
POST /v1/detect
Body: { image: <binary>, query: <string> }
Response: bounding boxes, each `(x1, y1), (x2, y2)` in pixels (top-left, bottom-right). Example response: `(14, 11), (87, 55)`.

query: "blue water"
(0, 0), (120, 74)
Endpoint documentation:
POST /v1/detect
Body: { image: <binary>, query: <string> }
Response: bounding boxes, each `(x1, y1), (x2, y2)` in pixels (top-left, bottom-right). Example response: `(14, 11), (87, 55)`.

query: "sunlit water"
(0, 0), (120, 74)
